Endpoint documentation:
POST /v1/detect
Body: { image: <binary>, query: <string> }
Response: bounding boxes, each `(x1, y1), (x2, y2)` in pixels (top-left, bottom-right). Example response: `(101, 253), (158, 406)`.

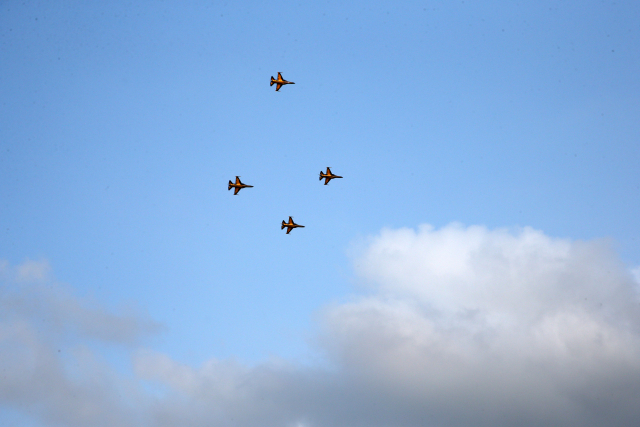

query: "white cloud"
(15, 258), (52, 282)
(323, 224), (640, 426)
(1, 225), (640, 427)
(1, 259), (162, 345)
(0, 259), (160, 427)
(352, 224), (636, 322)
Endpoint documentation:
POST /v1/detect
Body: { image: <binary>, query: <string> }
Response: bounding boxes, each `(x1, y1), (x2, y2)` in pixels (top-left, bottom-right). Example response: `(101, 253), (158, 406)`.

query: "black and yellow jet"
(319, 167), (343, 185)
(270, 72), (295, 91)
(281, 216), (304, 234)
(228, 176), (253, 195)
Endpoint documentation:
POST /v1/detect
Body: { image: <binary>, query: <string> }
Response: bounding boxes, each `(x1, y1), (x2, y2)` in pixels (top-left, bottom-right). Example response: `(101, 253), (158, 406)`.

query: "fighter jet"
(270, 72), (295, 91)
(319, 167), (343, 185)
(228, 176), (253, 195)
(281, 216), (304, 234)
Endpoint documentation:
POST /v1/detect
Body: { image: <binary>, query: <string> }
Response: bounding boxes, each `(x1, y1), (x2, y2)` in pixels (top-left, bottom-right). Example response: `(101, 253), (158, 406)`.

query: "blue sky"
(1, 1), (639, 426)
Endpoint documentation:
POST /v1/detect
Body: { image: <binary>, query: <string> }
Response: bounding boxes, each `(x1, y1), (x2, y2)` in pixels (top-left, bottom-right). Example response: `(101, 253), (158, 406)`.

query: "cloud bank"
(0, 259), (161, 427)
(1, 224), (639, 427)
(325, 224), (640, 426)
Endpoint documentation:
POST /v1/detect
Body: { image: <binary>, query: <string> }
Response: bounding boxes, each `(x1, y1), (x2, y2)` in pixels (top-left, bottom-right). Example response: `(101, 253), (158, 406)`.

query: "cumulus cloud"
(0, 259), (160, 427)
(1, 225), (640, 427)
(1, 259), (162, 344)
(324, 224), (640, 426)
(632, 266), (640, 285)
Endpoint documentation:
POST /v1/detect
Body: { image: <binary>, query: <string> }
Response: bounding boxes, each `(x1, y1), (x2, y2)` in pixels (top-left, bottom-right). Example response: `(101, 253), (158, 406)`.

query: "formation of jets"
(229, 73), (339, 234)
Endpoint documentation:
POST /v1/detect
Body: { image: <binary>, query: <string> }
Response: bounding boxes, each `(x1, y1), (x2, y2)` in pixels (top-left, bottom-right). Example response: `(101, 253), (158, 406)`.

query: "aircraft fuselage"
(320, 173), (342, 179)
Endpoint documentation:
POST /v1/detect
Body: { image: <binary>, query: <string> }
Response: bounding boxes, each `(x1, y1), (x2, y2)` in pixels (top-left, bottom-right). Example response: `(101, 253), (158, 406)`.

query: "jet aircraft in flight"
(228, 176), (253, 195)
(319, 167), (343, 185)
(270, 72), (295, 91)
(281, 216), (304, 234)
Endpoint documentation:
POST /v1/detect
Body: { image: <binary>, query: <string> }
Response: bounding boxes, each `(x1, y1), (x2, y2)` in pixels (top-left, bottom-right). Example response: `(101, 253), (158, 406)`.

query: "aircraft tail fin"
(281, 220), (286, 230)
(228, 180), (233, 190)
(319, 171), (324, 180)
(270, 77), (275, 86)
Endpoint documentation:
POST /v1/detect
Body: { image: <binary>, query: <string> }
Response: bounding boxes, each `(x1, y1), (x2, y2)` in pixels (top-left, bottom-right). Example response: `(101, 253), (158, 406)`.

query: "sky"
(1, 1), (639, 426)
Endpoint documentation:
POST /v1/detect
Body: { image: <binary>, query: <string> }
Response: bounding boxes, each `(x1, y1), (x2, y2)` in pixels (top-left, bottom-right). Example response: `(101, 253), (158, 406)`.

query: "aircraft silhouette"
(228, 176), (253, 195)
(270, 72), (295, 91)
(319, 167), (343, 185)
(281, 216), (304, 234)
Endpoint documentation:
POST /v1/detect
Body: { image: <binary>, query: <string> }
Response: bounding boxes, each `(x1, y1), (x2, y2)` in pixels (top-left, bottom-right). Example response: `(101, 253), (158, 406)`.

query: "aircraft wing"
(324, 177), (330, 185)
(277, 72), (283, 80)
(235, 176), (241, 184)
(286, 226), (293, 234)
(276, 83), (282, 91)
(234, 187), (240, 195)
